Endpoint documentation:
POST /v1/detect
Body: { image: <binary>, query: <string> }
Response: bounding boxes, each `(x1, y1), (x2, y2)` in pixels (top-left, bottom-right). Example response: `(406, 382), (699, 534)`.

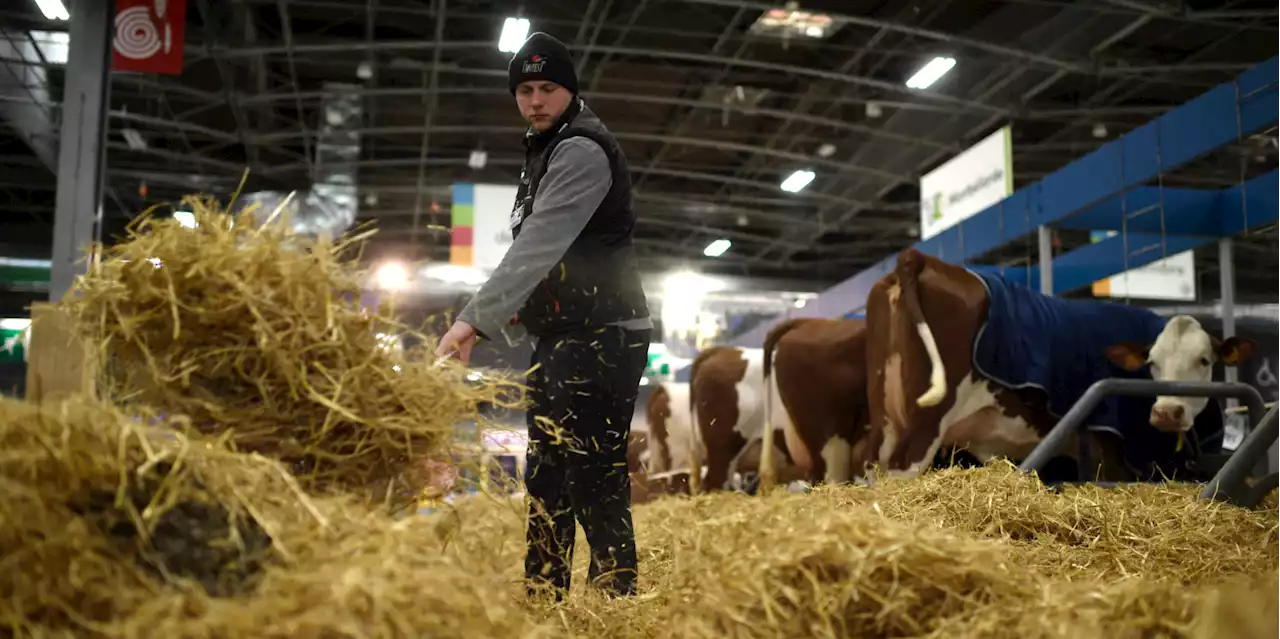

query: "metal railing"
(1019, 379), (1276, 508)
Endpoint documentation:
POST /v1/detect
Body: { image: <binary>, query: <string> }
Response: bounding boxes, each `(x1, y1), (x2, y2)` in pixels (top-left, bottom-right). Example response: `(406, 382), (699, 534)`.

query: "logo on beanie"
(522, 54), (546, 74)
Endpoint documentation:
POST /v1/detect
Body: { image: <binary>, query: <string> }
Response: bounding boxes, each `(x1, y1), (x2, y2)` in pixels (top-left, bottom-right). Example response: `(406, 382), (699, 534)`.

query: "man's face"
(515, 80), (572, 131)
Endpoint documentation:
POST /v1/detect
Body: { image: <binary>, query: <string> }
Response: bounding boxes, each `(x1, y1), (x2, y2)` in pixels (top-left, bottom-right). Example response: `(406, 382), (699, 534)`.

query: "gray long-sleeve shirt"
(457, 136), (653, 345)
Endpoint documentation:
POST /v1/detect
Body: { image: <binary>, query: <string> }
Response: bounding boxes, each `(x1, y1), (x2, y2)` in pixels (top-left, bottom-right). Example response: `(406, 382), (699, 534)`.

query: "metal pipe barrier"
(1019, 379), (1274, 507)
(1201, 405), (1278, 507)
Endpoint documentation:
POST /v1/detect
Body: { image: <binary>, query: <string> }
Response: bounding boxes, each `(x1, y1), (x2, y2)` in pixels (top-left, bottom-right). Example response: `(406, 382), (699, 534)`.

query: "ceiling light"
(1092, 123), (1108, 138)
(780, 169), (816, 193)
(173, 211), (197, 229)
(121, 128), (147, 151)
(468, 149), (488, 170)
(376, 261), (409, 291)
(498, 17), (530, 54)
(703, 238), (732, 258)
(905, 56), (956, 90)
(748, 7), (835, 40)
(33, 0), (69, 21)
(356, 61), (374, 80)
(816, 143), (836, 158)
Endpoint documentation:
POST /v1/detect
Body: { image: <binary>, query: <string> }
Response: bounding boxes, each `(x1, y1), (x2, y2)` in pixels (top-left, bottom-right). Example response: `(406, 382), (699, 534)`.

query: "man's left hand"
(435, 320), (478, 365)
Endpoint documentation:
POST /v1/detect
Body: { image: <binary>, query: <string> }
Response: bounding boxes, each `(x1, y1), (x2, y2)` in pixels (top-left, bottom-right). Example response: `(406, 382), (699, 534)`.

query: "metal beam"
(252, 124), (910, 182)
(51, 0), (114, 301)
(276, 0), (317, 181)
(255, 154), (911, 210)
(675, 0), (1094, 74)
(196, 0), (262, 170)
(632, 7), (749, 194)
(200, 40), (1012, 113)
(687, 0), (949, 257)
(236, 81), (961, 151)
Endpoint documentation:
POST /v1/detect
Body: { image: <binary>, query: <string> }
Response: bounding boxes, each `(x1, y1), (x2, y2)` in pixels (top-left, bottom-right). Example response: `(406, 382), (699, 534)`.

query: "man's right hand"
(435, 320), (478, 365)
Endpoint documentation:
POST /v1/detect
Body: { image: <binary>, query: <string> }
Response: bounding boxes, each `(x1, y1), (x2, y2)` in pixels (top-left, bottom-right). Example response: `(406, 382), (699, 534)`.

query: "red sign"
(110, 0), (187, 76)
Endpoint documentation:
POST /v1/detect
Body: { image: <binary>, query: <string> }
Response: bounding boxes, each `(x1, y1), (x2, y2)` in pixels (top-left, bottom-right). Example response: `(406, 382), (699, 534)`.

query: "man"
(434, 32), (652, 601)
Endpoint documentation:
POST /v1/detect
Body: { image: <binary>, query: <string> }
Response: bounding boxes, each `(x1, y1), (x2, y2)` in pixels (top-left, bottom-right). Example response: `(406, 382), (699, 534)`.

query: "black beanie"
(507, 32), (578, 95)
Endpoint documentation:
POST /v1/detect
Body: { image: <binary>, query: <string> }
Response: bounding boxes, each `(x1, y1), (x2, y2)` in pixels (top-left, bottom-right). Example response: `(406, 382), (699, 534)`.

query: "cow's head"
(1105, 315), (1256, 433)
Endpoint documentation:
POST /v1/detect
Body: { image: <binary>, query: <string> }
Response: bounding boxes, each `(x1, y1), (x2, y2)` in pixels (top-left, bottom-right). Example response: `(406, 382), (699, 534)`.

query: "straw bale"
(5, 389), (1273, 638)
(432, 464), (1277, 639)
(833, 463), (1278, 583)
(0, 395), (549, 638)
(55, 194), (523, 504)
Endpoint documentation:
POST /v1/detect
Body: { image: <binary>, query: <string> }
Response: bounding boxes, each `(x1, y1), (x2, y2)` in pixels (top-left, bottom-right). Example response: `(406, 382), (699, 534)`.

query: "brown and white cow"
(642, 382), (700, 485)
(763, 317), (875, 485)
(687, 346), (802, 491)
(864, 248), (1253, 481)
(626, 428), (693, 504)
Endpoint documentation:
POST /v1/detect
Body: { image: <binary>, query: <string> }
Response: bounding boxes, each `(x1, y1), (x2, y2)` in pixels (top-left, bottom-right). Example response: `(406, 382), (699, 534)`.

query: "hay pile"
(0, 395), (548, 638)
(436, 464), (1279, 639)
(1, 393), (1274, 638)
(55, 194), (522, 503)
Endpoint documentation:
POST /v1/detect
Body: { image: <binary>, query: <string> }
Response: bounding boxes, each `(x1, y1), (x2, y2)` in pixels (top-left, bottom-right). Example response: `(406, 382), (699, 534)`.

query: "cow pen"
(1018, 378), (1279, 508)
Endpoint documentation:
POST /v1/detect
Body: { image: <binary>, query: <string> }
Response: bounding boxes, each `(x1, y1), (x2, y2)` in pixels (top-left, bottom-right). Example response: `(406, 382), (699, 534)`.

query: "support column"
(1218, 238), (1237, 385)
(50, 0), (115, 301)
(1037, 225), (1053, 295)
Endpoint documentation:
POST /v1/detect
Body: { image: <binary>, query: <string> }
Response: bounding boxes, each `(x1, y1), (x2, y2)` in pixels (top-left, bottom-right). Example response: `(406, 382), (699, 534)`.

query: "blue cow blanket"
(969, 269), (1223, 479)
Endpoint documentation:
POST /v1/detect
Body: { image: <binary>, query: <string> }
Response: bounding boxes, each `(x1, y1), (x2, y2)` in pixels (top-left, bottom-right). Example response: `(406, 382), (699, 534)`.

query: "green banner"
(0, 319), (30, 364)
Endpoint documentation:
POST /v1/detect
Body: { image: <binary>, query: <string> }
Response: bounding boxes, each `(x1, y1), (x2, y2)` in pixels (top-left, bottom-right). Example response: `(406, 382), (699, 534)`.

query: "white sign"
(472, 183), (520, 271)
(919, 125), (1013, 240)
(1090, 231), (1197, 301)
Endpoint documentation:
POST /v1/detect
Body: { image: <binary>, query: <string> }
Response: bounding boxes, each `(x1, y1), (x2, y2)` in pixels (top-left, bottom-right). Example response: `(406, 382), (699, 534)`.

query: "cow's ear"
(1217, 336), (1257, 366)
(1105, 342), (1148, 371)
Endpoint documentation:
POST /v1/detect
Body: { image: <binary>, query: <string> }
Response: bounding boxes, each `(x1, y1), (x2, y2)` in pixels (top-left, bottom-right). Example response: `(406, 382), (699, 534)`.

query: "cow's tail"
(760, 320), (806, 491)
(896, 249), (947, 407)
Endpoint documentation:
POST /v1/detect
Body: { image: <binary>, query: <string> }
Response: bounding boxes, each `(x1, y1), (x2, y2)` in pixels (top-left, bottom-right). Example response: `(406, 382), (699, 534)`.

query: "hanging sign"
(1089, 231), (1197, 301)
(111, 0), (188, 76)
(919, 125), (1014, 240)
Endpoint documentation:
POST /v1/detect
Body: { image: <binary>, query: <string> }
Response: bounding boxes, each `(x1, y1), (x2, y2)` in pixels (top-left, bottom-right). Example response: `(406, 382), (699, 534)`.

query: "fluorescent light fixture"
(703, 238), (732, 258)
(780, 169), (816, 193)
(906, 56), (956, 90)
(33, 0), (69, 20)
(28, 30), (69, 64)
(498, 17), (530, 53)
(122, 128), (148, 151)
(173, 211), (197, 229)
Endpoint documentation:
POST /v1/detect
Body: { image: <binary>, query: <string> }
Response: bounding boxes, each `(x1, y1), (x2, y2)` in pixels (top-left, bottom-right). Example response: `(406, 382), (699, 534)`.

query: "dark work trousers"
(522, 325), (651, 600)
